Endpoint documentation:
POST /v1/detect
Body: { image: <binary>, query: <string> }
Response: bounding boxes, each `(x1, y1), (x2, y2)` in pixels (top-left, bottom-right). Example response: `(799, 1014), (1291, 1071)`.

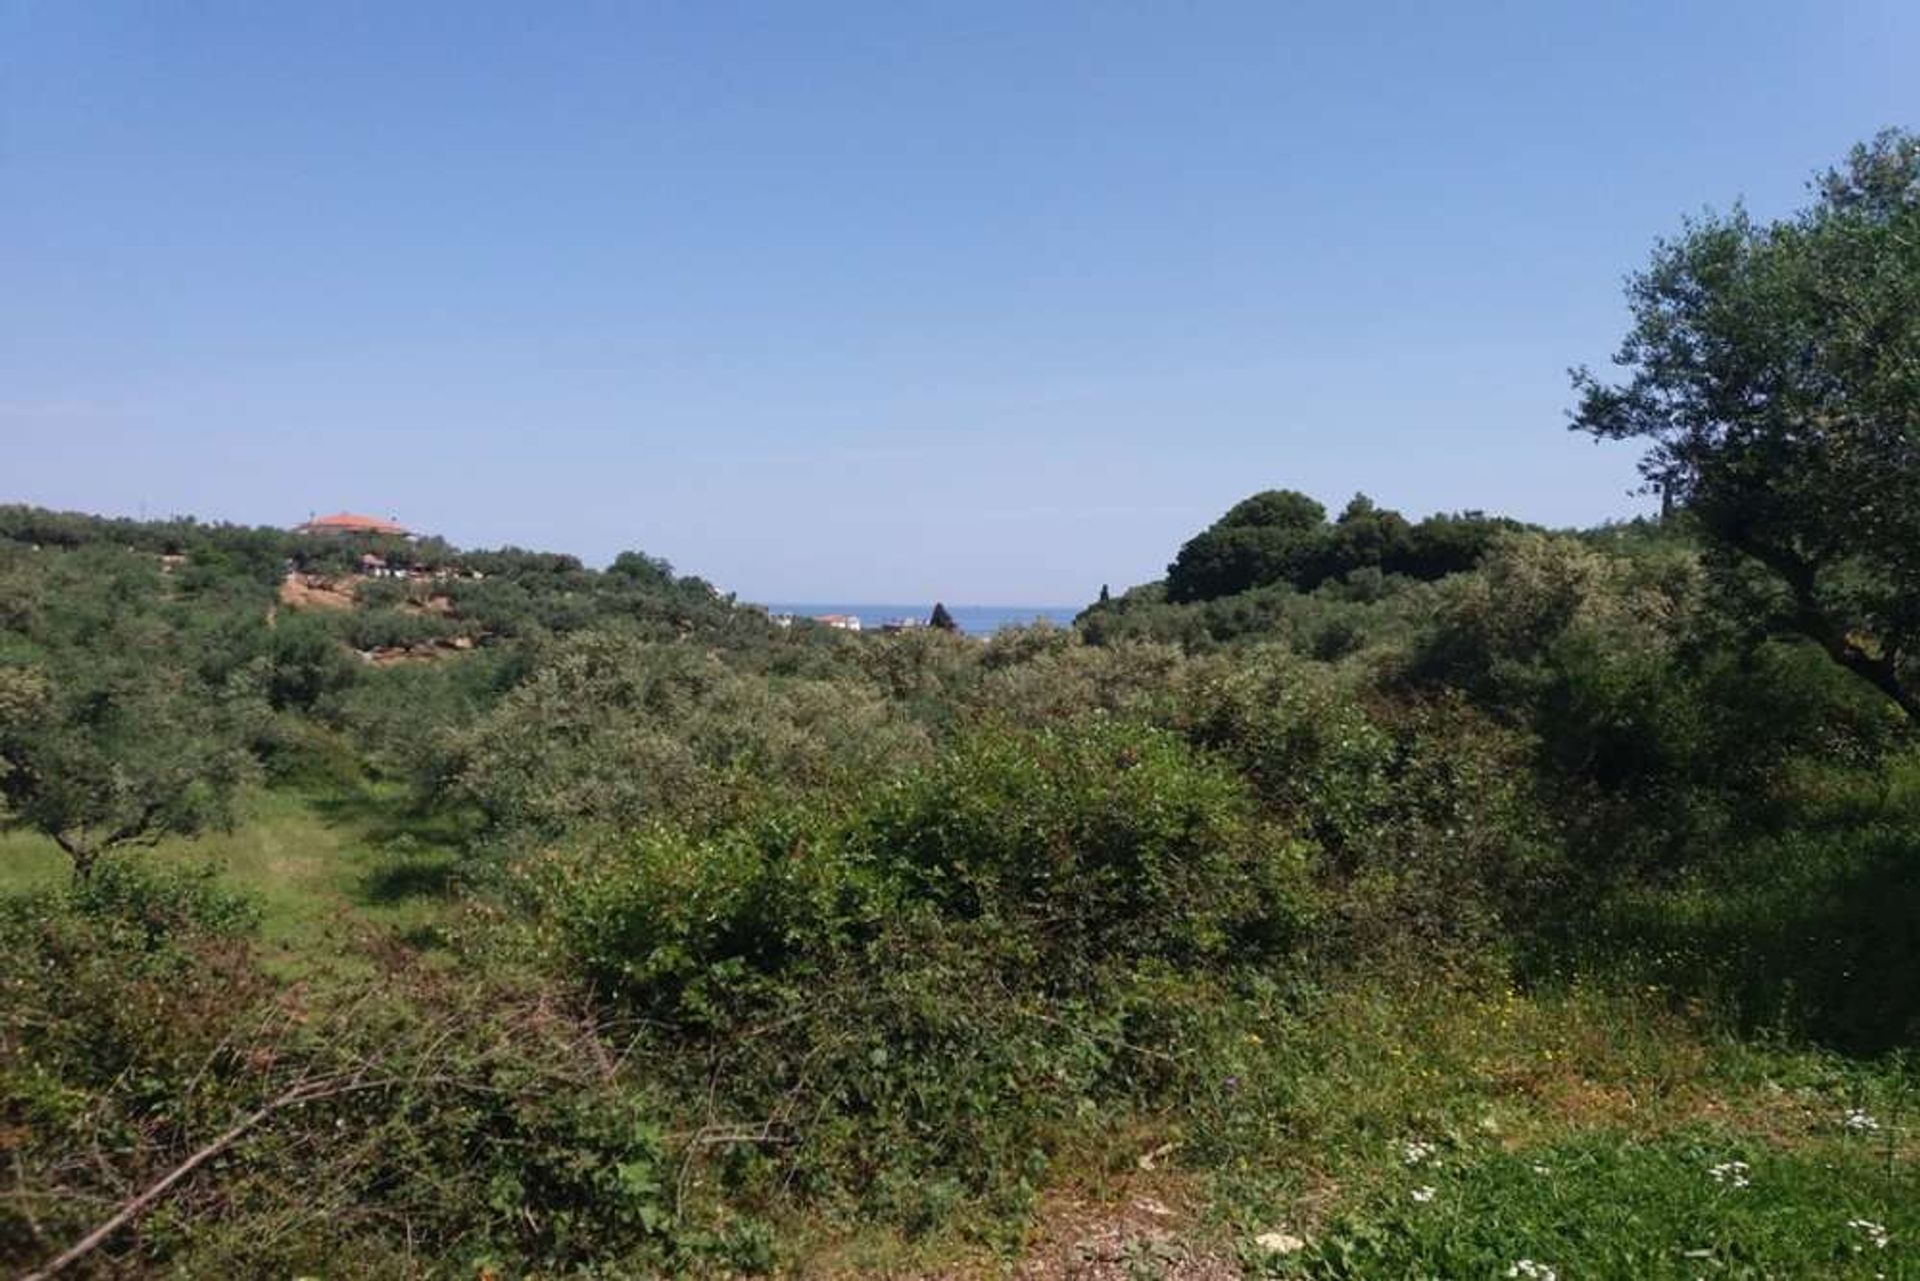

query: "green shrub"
(446, 630), (929, 841)
(860, 718), (1310, 982)
(1176, 650), (1559, 959)
(512, 718), (1315, 1237)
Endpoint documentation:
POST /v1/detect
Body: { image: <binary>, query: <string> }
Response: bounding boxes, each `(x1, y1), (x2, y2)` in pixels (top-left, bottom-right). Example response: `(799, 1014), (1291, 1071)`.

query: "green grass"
(1263, 1130), (1915, 1278)
(0, 825), (66, 893)
(1154, 976), (1918, 1281)
(0, 784), (461, 976)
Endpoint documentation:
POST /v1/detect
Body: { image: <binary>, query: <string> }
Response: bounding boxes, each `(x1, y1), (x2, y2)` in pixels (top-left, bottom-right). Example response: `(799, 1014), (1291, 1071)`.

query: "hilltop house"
(296, 511), (412, 539)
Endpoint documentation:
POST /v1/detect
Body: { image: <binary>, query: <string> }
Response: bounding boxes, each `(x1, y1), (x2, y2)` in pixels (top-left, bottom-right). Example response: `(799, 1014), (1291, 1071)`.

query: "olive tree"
(1572, 130), (1920, 720)
(0, 625), (256, 881)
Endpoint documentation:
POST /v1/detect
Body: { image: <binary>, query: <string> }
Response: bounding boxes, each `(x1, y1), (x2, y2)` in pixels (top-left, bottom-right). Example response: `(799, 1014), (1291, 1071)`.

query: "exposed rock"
(278, 572), (355, 611)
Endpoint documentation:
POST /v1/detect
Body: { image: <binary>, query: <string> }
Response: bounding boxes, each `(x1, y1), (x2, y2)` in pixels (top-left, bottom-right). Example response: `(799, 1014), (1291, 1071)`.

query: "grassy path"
(0, 785), (461, 976)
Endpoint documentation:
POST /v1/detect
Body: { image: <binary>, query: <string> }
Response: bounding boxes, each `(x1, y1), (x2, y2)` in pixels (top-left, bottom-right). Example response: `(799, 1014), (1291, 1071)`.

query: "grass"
(1569, 755), (1920, 1056)
(0, 784), (461, 977)
(1265, 1131), (1915, 1278)
(1209, 979), (1919, 1277)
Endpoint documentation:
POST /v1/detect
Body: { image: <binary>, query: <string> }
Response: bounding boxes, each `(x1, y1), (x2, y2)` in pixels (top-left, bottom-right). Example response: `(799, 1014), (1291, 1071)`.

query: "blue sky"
(4, 2), (1915, 603)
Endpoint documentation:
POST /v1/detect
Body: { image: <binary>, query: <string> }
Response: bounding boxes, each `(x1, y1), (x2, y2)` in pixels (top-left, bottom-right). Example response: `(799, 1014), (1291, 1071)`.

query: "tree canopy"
(1572, 129), (1920, 719)
(0, 546), (259, 878)
(1164, 489), (1517, 603)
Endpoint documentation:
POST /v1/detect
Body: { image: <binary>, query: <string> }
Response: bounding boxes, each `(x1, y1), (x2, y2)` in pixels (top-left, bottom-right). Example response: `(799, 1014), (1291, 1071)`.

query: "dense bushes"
(1174, 650), (1559, 959)
(1163, 490), (1522, 603)
(503, 718), (1314, 1232)
(536, 717), (1314, 1017)
(446, 631), (932, 842)
(860, 720), (1310, 977)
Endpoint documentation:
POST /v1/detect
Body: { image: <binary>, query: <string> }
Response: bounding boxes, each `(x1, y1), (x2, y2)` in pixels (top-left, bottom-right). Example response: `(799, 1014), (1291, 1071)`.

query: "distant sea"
(761, 603), (1081, 636)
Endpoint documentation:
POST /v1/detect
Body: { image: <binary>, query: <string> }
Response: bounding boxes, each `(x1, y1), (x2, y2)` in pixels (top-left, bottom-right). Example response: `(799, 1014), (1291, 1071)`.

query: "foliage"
(1163, 489), (1522, 604)
(0, 858), (701, 1277)
(1174, 648), (1559, 959)
(860, 720), (1311, 977)
(504, 718), (1314, 1238)
(1572, 129), (1920, 720)
(537, 717), (1314, 1014)
(445, 630), (931, 841)
(0, 548), (259, 879)
(1280, 1131), (1916, 1279)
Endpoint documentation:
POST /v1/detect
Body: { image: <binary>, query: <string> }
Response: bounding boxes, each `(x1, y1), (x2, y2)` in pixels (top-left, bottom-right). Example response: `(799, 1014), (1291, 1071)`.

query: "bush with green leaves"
(539, 717), (1315, 1013)
(962, 635), (1186, 730)
(861, 719), (1310, 980)
(1411, 531), (1907, 888)
(1170, 648), (1559, 961)
(446, 630), (931, 842)
(510, 718), (1316, 1234)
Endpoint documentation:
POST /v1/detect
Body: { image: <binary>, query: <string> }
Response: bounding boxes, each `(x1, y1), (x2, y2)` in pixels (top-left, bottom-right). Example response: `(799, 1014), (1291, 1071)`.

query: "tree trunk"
(50, 832), (96, 883)
(1751, 541), (1920, 725)
(1784, 600), (1920, 724)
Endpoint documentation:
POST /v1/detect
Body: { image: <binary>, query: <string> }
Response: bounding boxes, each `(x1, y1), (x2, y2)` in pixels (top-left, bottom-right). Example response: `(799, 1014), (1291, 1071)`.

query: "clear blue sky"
(4, 3), (1915, 603)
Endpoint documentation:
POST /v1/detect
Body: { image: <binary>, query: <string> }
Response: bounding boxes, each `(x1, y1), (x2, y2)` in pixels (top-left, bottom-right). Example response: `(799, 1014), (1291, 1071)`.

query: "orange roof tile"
(300, 512), (409, 535)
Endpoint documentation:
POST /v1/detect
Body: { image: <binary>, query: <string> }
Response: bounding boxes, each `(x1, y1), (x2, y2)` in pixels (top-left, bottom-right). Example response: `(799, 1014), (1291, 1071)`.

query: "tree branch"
(20, 1076), (392, 1281)
(1745, 537), (1920, 723)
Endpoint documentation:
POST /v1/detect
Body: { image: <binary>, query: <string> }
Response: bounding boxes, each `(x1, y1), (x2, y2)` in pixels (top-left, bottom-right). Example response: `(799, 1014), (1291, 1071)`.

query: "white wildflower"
(1253, 1230), (1306, 1254)
(1844, 1108), (1881, 1133)
(1530, 1163), (1552, 1176)
(1506, 1261), (1557, 1281)
(1410, 1185), (1436, 1203)
(1401, 1139), (1438, 1166)
(1847, 1219), (1891, 1250)
(1708, 1159), (1751, 1189)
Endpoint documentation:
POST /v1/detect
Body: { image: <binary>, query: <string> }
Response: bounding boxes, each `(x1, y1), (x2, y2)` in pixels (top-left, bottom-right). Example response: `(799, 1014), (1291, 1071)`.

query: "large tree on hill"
(1571, 129), (1920, 721)
(1165, 490), (1327, 602)
(1164, 489), (1514, 603)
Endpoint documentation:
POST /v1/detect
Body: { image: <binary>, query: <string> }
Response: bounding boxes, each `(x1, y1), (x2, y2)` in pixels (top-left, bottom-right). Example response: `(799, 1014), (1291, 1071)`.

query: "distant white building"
(814, 614), (862, 632)
(359, 552), (406, 579)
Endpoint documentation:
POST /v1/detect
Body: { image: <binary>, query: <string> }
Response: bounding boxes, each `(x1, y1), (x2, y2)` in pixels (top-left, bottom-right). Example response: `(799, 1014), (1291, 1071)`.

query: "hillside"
(2, 493), (1915, 1278)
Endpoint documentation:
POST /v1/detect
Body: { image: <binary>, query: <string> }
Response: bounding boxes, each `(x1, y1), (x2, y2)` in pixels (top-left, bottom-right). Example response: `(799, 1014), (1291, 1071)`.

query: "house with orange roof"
(296, 511), (413, 539)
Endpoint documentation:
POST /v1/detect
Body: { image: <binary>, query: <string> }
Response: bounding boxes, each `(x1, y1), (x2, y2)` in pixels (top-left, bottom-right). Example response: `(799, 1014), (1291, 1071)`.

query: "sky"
(3, 3), (1916, 603)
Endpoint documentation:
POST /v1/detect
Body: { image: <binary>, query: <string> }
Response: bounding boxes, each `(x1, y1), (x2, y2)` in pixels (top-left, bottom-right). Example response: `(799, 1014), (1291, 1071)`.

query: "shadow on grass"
(305, 784), (476, 909)
(1584, 811), (1920, 1057)
(359, 855), (460, 905)
(309, 784), (471, 850)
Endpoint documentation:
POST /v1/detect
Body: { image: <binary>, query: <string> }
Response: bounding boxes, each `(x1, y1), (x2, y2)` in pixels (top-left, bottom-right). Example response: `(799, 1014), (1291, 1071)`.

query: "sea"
(760, 603), (1082, 637)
